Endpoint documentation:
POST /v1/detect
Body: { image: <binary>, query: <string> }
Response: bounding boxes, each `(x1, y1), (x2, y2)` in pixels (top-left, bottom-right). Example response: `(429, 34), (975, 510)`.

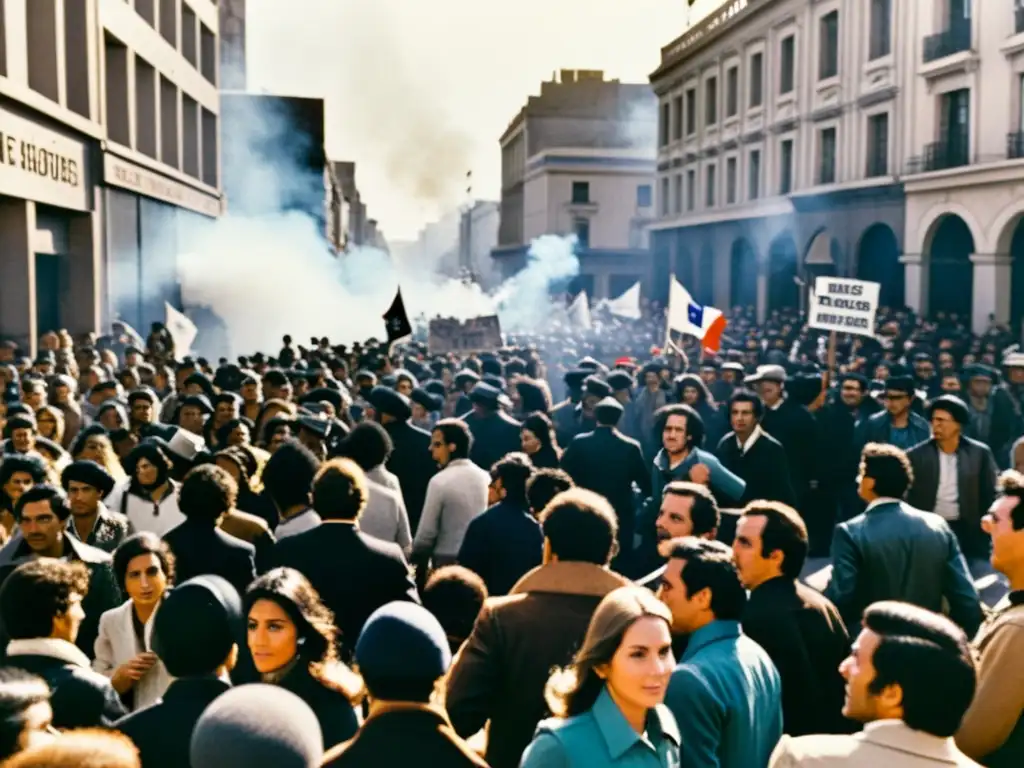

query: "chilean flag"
(667, 278), (727, 353)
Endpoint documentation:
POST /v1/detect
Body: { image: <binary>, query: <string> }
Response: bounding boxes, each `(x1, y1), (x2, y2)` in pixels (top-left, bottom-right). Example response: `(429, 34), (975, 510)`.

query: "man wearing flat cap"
(62, 460), (131, 554)
(549, 368), (589, 448)
(961, 364), (1022, 466)
(854, 374), (931, 456)
(367, 386), (436, 535)
(462, 382), (521, 473)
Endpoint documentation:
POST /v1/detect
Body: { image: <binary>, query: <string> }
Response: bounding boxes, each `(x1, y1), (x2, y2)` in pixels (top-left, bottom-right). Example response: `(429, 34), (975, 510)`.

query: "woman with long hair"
(93, 533), (175, 711)
(520, 413), (562, 469)
(244, 568), (362, 751)
(33, 407), (64, 446)
(521, 586), (679, 767)
(69, 427), (128, 486)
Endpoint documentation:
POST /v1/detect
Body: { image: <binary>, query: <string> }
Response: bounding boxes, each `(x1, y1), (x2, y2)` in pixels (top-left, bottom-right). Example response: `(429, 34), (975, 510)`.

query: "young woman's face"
(123, 553), (169, 608)
(79, 437), (106, 463)
(598, 616), (674, 715)
(247, 598), (299, 675)
(135, 457), (159, 487)
(3, 472), (35, 503)
(520, 428), (541, 455)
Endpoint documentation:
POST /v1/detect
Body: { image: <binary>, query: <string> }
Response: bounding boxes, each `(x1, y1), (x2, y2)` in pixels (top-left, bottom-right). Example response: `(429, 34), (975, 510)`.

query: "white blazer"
(93, 600), (174, 711)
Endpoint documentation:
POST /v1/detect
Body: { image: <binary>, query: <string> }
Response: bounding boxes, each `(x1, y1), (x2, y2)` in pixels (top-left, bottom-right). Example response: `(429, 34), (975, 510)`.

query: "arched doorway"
(857, 223), (903, 308)
(697, 244), (715, 306)
(926, 214), (974, 320)
(768, 233), (799, 311)
(730, 238), (757, 308)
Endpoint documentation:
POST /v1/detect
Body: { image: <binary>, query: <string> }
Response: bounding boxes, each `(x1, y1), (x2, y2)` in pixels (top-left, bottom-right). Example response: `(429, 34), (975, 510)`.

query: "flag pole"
(664, 273), (675, 352)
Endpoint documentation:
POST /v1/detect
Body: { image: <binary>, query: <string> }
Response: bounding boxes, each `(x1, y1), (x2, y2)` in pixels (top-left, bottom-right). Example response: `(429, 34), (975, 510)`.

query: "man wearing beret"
(62, 460), (131, 554)
(462, 382), (521, 473)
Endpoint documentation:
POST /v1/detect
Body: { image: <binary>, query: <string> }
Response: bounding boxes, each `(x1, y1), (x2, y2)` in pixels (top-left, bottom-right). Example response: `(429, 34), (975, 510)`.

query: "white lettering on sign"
(808, 277), (881, 338)
(103, 154), (222, 218)
(0, 104), (89, 211)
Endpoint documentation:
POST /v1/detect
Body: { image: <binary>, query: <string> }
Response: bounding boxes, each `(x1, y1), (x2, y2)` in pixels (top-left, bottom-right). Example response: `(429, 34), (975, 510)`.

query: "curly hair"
(311, 458), (367, 522)
(244, 568), (363, 703)
(0, 559), (90, 640)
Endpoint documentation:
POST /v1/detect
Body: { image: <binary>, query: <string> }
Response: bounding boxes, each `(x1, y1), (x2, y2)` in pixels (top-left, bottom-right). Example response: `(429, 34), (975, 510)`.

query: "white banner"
(808, 277), (880, 337)
(165, 303), (198, 362)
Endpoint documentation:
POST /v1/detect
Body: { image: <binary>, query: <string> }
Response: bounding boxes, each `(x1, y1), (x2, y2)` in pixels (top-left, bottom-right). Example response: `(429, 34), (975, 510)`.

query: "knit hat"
(190, 684), (323, 768)
(356, 602), (451, 685)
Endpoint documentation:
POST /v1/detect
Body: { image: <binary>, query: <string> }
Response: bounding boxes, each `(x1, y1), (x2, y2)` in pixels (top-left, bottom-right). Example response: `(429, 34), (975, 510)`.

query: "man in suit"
(770, 601), (981, 767)
(117, 575), (241, 768)
(957, 470), (1024, 766)
(659, 537), (783, 768)
(460, 382), (522, 473)
(274, 458), (420, 660)
(561, 396), (651, 570)
(733, 501), (852, 736)
(906, 395), (999, 567)
(446, 488), (631, 768)
(163, 465), (256, 598)
(825, 442), (983, 638)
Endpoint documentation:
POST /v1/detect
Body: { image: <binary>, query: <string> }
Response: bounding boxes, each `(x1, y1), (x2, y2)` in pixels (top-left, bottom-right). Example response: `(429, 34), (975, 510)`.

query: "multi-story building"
(460, 200), (501, 289)
(325, 161), (349, 254)
(101, 0), (223, 333)
(494, 69), (657, 300)
(219, 0), (246, 90)
(651, 0), (1024, 334)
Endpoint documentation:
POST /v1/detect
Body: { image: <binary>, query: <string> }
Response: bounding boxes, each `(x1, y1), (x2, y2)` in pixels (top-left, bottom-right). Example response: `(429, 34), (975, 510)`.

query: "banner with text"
(808, 277), (880, 338)
(428, 315), (503, 355)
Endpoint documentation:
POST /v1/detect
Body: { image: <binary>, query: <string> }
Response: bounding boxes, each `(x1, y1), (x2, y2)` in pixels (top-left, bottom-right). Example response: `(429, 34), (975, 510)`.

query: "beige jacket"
(956, 601), (1024, 763)
(770, 720), (982, 767)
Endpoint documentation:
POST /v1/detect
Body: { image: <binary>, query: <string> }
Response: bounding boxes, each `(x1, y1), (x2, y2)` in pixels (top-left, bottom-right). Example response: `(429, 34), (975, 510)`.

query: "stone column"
(970, 253), (1012, 334)
(900, 252), (926, 315)
(0, 198), (37, 356)
(66, 196), (104, 337)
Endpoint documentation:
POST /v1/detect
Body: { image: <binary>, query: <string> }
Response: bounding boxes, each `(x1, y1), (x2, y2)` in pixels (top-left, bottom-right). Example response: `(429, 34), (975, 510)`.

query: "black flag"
(383, 288), (412, 344)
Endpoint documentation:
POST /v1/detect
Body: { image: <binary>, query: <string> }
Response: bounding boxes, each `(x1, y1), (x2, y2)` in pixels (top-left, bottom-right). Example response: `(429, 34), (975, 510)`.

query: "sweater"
(412, 459), (490, 558)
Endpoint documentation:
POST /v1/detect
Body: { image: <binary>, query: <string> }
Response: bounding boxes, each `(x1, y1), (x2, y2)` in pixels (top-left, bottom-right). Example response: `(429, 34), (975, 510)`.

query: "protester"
(61, 460), (129, 554)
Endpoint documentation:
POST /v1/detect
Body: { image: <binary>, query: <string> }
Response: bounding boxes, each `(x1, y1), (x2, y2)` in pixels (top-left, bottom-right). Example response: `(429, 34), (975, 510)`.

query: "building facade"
(459, 200), (501, 290)
(494, 69), (657, 300)
(652, 0), (1024, 334)
(101, 0), (223, 335)
(219, 0), (245, 91)
(0, 0), (105, 356)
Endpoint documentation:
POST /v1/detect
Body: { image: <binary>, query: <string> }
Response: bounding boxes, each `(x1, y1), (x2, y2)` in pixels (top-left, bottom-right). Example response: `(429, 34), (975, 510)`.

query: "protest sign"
(808, 277), (880, 338)
(428, 315), (503, 355)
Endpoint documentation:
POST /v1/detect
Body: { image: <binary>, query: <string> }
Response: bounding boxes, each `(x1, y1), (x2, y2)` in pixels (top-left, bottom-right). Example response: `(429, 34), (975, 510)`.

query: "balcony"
(906, 138), (970, 174)
(1009, 132), (1024, 160)
(923, 20), (971, 64)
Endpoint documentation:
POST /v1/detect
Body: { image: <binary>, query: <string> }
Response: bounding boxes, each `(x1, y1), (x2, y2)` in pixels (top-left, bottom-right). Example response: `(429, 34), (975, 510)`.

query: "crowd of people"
(0, 300), (1021, 767)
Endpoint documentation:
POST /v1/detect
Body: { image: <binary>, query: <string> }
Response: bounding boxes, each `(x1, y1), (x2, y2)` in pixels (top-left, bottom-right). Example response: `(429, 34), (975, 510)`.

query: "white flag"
(164, 303), (198, 362)
(567, 291), (593, 330)
(666, 278), (727, 352)
(602, 282), (641, 320)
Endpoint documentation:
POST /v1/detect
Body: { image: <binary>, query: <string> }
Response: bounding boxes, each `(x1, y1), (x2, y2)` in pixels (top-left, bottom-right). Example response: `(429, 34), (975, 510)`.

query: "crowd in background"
(0, 300), (1020, 766)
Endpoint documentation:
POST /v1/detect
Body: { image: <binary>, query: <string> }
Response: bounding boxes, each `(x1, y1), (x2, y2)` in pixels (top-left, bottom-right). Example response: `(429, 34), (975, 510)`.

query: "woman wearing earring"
(521, 586), (679, 767)
(244, 568), (362, 751)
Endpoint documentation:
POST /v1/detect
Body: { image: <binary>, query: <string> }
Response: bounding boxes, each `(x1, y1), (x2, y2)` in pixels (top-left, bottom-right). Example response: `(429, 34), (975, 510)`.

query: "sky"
(246, 0), (724, 241)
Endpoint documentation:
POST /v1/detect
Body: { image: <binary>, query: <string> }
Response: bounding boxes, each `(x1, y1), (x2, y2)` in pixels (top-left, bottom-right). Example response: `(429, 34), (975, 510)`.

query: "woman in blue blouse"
(520, 586), (680, 768)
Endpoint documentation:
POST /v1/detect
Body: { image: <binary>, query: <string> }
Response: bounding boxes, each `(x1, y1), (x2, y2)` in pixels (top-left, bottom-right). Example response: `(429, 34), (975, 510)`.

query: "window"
(749, 53), (763, 108)
(686, 170), (696, 211)
(685, 89), (697, 134)
(573, 218), (590, 248)
(673, 174), (683, 214)
(780, 139), (794, 194)
(939, 89), (970, 168)
(726, 157), (737, 203)
(706, 164), (717, 207)
(637, 184), (652, 208)
(571, 181), (590, 204)
(818, 127), (837, 184)
(726, 67), (739, 118)
(660, 102), (670, 146)
(672, 96), (683, 141)
(869, 0), (891, 59)
(748, 149), (761, 200)
(660, 177), (670, 216)
(780, 36), (795, 94)
(705, 77), (718, 126)
(819, 11), (839, 80)
(866, 113), (889, 177)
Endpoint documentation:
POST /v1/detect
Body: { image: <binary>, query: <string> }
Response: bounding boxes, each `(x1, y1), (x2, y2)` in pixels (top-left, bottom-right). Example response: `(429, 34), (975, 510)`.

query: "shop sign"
(0, 104), (89, 211)
(104, 153), (222, 217)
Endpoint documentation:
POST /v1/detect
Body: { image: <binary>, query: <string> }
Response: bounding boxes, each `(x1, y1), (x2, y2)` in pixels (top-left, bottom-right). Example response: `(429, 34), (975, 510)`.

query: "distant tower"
(220, 0), (247, 90)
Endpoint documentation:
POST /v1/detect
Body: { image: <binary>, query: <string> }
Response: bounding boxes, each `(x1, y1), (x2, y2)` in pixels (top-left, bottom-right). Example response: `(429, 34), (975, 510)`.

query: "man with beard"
(366, 386), (435, 535)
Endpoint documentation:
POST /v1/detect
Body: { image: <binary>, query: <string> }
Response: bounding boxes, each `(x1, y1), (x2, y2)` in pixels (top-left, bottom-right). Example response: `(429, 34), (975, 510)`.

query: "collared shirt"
(522, 685), (680, 768)
(736, 425), (764, 455)
(65, 503), (131, 554)
(275, 508), (322, 540)
(935, 449), (960, 521)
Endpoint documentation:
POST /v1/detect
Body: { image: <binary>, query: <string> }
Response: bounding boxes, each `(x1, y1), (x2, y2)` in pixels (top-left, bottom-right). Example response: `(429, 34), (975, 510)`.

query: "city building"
(460, 200), (501, 289)
(219, 0), (246, 90)
(0, 0), (105, 355)
(494, 69), (657, 300)
(101, 0), (223, 335)
(334, 160), (386, 249)
(325, 161), (349, 253)
(650, 0), (1024, 334)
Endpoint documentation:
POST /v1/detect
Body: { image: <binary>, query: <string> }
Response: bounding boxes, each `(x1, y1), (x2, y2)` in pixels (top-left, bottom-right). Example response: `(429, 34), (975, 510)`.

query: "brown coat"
(444, 560), (631, 768)
(218, 509), (275, 574)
